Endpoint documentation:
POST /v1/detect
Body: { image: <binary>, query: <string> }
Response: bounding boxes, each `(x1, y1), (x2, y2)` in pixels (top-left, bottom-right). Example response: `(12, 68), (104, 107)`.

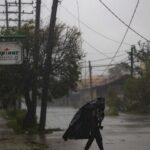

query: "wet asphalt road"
(0, 107), (150, 150)
(41, 107), (150, 150)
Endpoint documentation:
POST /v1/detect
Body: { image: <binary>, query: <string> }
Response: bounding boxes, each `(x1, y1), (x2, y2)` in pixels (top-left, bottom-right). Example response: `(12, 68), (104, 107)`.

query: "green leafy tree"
(0, 22), (83, 129)
(130, 41), (150, 76)
(41, 24), (83, 98)
(108, 62), (130, 79)
(124, 41), (150, 113)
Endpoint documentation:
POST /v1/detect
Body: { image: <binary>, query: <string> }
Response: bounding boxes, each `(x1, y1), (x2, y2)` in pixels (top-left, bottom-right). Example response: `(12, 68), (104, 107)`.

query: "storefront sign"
(0, 42), (22, 65)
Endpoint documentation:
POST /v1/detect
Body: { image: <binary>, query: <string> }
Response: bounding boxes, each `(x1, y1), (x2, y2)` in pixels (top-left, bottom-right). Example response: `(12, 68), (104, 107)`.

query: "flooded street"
(0, 107), (150, 150)
(38, 107), (150, 150)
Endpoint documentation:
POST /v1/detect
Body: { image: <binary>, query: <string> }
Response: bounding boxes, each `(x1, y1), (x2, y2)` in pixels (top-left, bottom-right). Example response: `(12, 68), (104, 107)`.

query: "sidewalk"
(0, 116), (100, 150)
(0, 117), (14, 138)
(0, 117), (26, 150)
(0, 117), (47, 150)
(0, 114), (150, 150)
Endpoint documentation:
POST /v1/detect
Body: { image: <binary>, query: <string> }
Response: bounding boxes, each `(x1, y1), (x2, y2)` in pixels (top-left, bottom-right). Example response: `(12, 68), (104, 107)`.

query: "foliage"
(108, 62), (130, 79)
(0, 66), (23, 109)
(124, 41), (150, 113)
(2, 109), (39, 134)
(3, 109), (26, 133)
(0, 22), (83, 103)
(0, 21), (83, 129)
(129, 41), (150, 76)
(124, 70), (150, 113)
(41, 24), (83, 98)
(0, 23), (34, 110)
(106, 89), (119, 115)
(0, 109), (7, 118)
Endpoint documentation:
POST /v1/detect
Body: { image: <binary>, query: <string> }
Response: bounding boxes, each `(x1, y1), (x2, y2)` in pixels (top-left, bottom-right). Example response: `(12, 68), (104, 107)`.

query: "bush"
(0, 110), (7, 118)
(124, 72), (150, 113)
(7, 119), (24, 133)
(4, 109), (27, 133)
(106, 89), (119, 116)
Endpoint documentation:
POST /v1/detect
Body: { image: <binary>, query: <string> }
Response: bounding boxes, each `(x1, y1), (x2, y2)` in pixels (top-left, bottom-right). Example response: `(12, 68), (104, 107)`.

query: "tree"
(124, 71), (150, 113)
(0, 22), (38, 128)
(108, 62), (130, 79)
(0, 22), (83, 129)
(124, 41), (150, 113)
(37, 23), (83, 98)
(39, 22), (83, 130)
(0, 65), (23, 109)
(133, 41), (150, 76)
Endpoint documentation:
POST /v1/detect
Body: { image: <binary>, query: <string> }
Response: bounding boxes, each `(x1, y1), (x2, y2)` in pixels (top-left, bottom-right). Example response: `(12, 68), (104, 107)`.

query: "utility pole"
(39, 0), (59, 131)
(131, 45), (135, 78)
(18, 0), (21, 30)
(89, 61), (93, 100)
(84, 60), (87, 87)
(5, 0), (9, 29)
(0, 0), (33, 29)
(32, 0), (41, 123)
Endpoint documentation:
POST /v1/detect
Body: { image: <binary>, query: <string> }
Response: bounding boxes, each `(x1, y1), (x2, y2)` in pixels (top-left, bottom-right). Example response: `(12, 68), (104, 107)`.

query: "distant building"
(78, 75), (108, 89)
(53, 75), (129, 108)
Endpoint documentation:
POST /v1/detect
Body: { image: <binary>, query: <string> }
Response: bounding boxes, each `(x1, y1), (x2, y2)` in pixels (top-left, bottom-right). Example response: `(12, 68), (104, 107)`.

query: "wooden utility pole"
(5, 0), (9, 29)
(131, 45), (135, 78)
(39, 0), (59, 131)
(89, 61), (93, 100)
(32, 0), (41, 121)
(18, 0), (21, 30)
(84, 60), (87, 87)
(0, 0), (33, 29)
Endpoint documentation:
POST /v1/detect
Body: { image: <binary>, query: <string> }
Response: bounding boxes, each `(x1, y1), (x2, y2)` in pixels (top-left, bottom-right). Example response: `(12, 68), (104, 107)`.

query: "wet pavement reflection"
(41, 107), (150, 150)
(0, 107), (150, 150)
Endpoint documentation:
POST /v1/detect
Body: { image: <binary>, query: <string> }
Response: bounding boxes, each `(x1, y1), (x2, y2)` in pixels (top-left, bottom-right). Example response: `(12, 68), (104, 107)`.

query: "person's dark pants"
(84, 129), (103, 150)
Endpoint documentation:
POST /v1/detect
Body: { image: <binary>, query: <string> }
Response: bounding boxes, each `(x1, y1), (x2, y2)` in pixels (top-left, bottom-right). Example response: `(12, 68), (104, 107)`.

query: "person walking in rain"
(63, 97), (105, 150)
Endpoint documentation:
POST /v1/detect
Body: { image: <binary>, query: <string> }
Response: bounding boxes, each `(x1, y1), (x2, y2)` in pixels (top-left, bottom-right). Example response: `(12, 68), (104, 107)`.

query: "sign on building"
(0, 41), (22, 65)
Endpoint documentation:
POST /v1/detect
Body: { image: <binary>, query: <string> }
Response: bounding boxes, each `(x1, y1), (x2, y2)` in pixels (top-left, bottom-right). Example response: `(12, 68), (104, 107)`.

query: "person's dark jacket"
(63, 98), (105, 140)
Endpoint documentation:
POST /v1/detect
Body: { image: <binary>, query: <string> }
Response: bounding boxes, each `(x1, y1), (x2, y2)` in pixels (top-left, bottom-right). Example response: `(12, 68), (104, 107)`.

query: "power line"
(113, 57), (129, 64)
(42, 0), (130, 64)
(84, 39), (110, 58)
(90, 53), (127, 62)
(61, 6), (131, 46)
(84, 40), (129, 62)
(82, 63), (122, 68)
(0, 0), (33, 29)
(81, 57), (130, 69)
(97, 0), (149, 42)
(101, 0), (140, 75)
(42, 1), (115, 60)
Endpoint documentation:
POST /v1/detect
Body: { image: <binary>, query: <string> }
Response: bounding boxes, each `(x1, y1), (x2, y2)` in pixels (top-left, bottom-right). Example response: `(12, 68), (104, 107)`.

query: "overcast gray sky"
(1, 0), (149, 75)
(41, 0), (150, 75)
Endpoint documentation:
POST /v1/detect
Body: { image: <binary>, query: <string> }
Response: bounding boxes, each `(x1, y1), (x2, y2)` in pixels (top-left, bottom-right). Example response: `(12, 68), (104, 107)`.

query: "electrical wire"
(100, 0), (140, 75)
(90, 53), (127, 62)
(61, 5), (131, 46)
(81, 63), (121, 68)
(42, 1), (112, 60)
(41, 0), (130, 65)
(97, 0), (149, 42)
(84, 39), (110, 58)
